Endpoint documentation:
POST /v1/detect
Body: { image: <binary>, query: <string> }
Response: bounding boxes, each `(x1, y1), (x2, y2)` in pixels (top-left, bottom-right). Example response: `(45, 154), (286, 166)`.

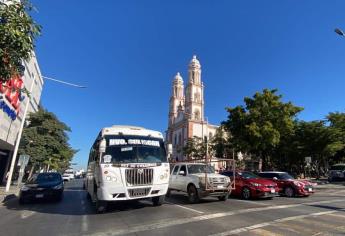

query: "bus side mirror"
(167, 144), (173, 155)
(99, 139), (106, 153)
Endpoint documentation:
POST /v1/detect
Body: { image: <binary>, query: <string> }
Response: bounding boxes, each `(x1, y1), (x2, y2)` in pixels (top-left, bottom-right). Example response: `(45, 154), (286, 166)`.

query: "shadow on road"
(2, 181), (167, 216)
(165, 191), (274, 205)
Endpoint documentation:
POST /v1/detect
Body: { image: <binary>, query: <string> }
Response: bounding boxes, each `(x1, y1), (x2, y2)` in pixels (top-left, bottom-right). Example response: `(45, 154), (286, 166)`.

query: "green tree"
(327, 112), (345, 164)
(210, 126), (234, 158)
(223, 89), (303, 170)
(19, 107), (77, 176)
(182, 136), (207, 160)
(0, 0), (41, 83)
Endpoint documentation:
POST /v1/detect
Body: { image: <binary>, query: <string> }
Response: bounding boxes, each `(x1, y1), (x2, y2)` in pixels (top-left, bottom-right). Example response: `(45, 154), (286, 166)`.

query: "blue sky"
(31, 0), (345, 169)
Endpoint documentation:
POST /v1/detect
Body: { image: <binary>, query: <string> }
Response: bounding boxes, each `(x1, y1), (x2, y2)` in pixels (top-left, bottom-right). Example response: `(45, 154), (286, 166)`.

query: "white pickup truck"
(168, 163), (231, 203)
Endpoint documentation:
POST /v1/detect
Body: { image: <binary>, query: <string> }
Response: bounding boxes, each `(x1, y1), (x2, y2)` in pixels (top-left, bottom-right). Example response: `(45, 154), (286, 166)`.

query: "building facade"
(166, 55), (218, 161)
(0, 52), (43, 184)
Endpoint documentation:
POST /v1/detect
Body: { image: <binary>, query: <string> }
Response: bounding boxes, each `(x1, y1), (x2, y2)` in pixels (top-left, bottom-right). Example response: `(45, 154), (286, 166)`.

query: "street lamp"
(335, 28), (345, 37)
(5, 76), (86, 192)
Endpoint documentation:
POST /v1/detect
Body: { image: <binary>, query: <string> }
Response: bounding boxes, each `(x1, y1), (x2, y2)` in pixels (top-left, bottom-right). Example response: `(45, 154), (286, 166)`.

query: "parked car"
(328, 164), (345, 182)
(257, 171), (314, 197)
(19, 172), (64, 204)
(220, 171), (279, 200)
(168, 163), (231, 203)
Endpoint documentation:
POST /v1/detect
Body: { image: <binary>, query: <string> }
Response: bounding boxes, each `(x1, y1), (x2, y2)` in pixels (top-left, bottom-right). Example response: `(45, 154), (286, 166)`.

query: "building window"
(194, 109), (200, 120)
(209, 132), (213, 139)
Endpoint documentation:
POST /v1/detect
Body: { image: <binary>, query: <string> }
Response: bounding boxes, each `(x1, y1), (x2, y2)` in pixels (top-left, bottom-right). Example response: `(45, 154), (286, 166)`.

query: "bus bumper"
(97, 183), (169, 201)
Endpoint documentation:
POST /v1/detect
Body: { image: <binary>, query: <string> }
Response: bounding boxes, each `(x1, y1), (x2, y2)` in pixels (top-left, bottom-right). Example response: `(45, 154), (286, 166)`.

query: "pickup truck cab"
(168, 163), (231, 203)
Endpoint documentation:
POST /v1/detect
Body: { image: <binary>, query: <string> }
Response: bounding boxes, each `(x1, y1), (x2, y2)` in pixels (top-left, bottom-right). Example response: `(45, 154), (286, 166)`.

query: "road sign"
(305, 156), (312, 164)
(17, 155), (30, 167)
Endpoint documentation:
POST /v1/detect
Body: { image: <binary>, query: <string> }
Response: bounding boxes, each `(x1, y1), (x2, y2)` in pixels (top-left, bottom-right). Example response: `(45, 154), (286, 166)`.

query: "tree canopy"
(0, 0), (41, 83)
(19, 107), (77, 172)
(222, 89), (303, 169)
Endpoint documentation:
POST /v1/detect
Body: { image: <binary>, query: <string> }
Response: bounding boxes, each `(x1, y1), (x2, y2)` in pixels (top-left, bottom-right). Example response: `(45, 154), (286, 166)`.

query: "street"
(0, 179), (344, 236)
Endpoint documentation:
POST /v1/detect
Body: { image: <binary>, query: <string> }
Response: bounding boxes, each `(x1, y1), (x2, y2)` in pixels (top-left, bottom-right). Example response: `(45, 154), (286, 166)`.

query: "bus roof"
(101, 125), (164, 139)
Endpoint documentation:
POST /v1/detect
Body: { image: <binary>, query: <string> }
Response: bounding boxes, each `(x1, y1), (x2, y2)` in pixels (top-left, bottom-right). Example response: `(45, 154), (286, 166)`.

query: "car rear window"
(28, 173), (62, 183)
(331, 165), (345, 171)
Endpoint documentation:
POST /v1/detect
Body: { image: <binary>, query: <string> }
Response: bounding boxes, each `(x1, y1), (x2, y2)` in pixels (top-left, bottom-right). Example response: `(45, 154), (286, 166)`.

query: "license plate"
(270, 189), (276, 193)
(217, 185), (224, 189)
(308, 188), (312, 192)
(35, 194), (44, 198)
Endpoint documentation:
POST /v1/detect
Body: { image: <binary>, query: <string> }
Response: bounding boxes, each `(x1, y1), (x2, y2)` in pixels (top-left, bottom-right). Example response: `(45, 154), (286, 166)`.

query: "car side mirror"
(273, 177), (278, 180)
(179, 170), (186, 176)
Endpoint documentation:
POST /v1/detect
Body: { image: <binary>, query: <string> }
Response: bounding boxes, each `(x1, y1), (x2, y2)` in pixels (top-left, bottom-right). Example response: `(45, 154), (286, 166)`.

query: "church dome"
(189, 55), (201, 69)
(173, 72), (183, 84)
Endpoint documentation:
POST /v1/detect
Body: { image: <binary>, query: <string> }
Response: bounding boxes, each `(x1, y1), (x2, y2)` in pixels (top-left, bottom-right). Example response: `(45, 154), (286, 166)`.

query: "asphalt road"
(1, 179), (345, 236)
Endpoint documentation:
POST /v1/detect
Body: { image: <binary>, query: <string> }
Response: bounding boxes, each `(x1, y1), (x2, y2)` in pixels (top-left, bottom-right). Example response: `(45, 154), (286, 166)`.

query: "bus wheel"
(96, 200), (107, 213)
(152, 195), (165, 206)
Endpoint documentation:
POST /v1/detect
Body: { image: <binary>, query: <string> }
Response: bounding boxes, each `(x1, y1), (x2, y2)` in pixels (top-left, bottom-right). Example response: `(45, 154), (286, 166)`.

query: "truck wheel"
(96, 200), (107, 214)
(152, 195), (165, 206)
(187, 185), (200, 204)
(242, 187), (251, 200)
(284, 187), (295, 197)
(218, 193), (229, 201)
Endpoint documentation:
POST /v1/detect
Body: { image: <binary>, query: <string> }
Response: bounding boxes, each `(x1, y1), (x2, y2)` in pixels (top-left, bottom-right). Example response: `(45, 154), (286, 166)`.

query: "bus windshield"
(102, 135), (167, 163)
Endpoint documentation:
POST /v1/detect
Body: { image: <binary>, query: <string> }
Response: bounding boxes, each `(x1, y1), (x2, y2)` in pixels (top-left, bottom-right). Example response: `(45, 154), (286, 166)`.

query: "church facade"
(166, 55), (218, 161)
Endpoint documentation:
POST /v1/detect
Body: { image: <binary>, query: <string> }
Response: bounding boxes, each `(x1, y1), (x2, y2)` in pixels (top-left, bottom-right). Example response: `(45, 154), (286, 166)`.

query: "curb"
(0, 193), (17, 203)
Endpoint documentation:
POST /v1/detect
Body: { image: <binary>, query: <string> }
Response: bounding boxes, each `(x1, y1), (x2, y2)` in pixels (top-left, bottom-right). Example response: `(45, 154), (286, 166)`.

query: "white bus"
(85, 125), (170, 213)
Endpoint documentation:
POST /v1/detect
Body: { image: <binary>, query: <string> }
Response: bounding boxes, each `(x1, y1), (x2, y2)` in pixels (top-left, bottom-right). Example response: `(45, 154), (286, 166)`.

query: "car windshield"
(330, 165), (345, 171)
(238, 172), (259, 179)
(278, 173), (294, 180)
(187, 164), (215, 174)
(102, 135), (167, 163)
(27, 173), (61, 184)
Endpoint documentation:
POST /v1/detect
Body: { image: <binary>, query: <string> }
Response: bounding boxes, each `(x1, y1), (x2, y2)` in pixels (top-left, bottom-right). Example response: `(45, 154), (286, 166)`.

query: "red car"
(220, 171), (279, 200)
(257, 171), (314, 197)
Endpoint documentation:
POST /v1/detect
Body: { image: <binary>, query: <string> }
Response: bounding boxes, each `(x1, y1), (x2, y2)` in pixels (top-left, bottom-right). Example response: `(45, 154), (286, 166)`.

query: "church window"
(174, 135), (177, 145)
(194, 109), (200, 120)
(209, 132), (213, 140)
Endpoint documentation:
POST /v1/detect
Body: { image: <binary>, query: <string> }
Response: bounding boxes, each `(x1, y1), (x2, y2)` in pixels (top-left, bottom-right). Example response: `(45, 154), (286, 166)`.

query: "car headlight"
(53, 183), (64, 189)
(293, 181), (303, 187)
(21, 186), (29, 191)
(250, 182), (262, 187)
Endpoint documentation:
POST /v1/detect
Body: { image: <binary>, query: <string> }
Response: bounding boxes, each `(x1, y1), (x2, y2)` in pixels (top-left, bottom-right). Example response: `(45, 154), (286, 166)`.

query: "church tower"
(168, 72), (185, 126)
(185, 55), (204, 121)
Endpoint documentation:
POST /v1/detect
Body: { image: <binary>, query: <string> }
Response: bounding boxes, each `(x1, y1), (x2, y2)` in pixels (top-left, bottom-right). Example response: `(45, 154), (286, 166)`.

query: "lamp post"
(335, 28), (345, 37)
(5, 76), (86, 192)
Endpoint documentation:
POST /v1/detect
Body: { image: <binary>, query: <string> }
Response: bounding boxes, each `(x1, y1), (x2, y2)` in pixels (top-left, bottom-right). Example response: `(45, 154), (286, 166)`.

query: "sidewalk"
(0, 185), (19, 203)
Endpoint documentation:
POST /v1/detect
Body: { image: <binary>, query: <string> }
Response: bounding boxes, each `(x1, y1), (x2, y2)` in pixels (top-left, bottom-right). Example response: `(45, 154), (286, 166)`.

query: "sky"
(30, 0), (345, 170)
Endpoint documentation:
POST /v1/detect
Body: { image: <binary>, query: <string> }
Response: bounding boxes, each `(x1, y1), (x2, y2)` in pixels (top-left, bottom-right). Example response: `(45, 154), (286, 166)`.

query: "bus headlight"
(106, 176), (112, 181)
(160, 173), (168, 180)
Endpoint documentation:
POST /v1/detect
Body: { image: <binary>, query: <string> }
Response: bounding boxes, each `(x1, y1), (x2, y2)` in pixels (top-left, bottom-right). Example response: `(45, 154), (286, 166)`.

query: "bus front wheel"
(152, 195), (165, 206)
(96, 200), (107, 214)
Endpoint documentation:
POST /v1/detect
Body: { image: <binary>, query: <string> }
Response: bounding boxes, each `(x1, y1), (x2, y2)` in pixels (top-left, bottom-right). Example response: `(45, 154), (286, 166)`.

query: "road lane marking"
(86, 198), (345, 236)
(209, 209), (345, 236)
(231, 199), (270, 206)
(250, 228), (283, 236)
(20, 210), (35, 219)
(82, 215), (88, 232)
(169, 203), (204, 214)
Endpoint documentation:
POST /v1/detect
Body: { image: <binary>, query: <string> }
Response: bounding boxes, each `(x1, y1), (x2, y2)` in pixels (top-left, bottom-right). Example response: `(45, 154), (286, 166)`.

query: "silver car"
(328, 164), (345, 182)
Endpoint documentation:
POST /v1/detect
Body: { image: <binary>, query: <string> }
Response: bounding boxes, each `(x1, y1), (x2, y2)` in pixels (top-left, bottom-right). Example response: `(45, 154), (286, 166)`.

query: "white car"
(62, 173), (74, 181)
(168, 163), (231, 203)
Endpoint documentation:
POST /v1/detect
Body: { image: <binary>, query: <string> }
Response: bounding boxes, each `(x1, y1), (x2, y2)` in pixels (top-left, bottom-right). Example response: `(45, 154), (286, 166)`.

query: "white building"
(166, 55), (218, 161)
(0, 52), (43, 183)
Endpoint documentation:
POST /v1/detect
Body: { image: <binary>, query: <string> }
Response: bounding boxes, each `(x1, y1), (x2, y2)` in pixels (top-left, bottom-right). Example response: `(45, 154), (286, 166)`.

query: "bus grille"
(125, 168), (153, 186)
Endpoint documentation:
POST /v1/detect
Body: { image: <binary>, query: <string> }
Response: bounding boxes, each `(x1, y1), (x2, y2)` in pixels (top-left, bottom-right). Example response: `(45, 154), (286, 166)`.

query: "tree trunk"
(28, 165), (35, 180)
